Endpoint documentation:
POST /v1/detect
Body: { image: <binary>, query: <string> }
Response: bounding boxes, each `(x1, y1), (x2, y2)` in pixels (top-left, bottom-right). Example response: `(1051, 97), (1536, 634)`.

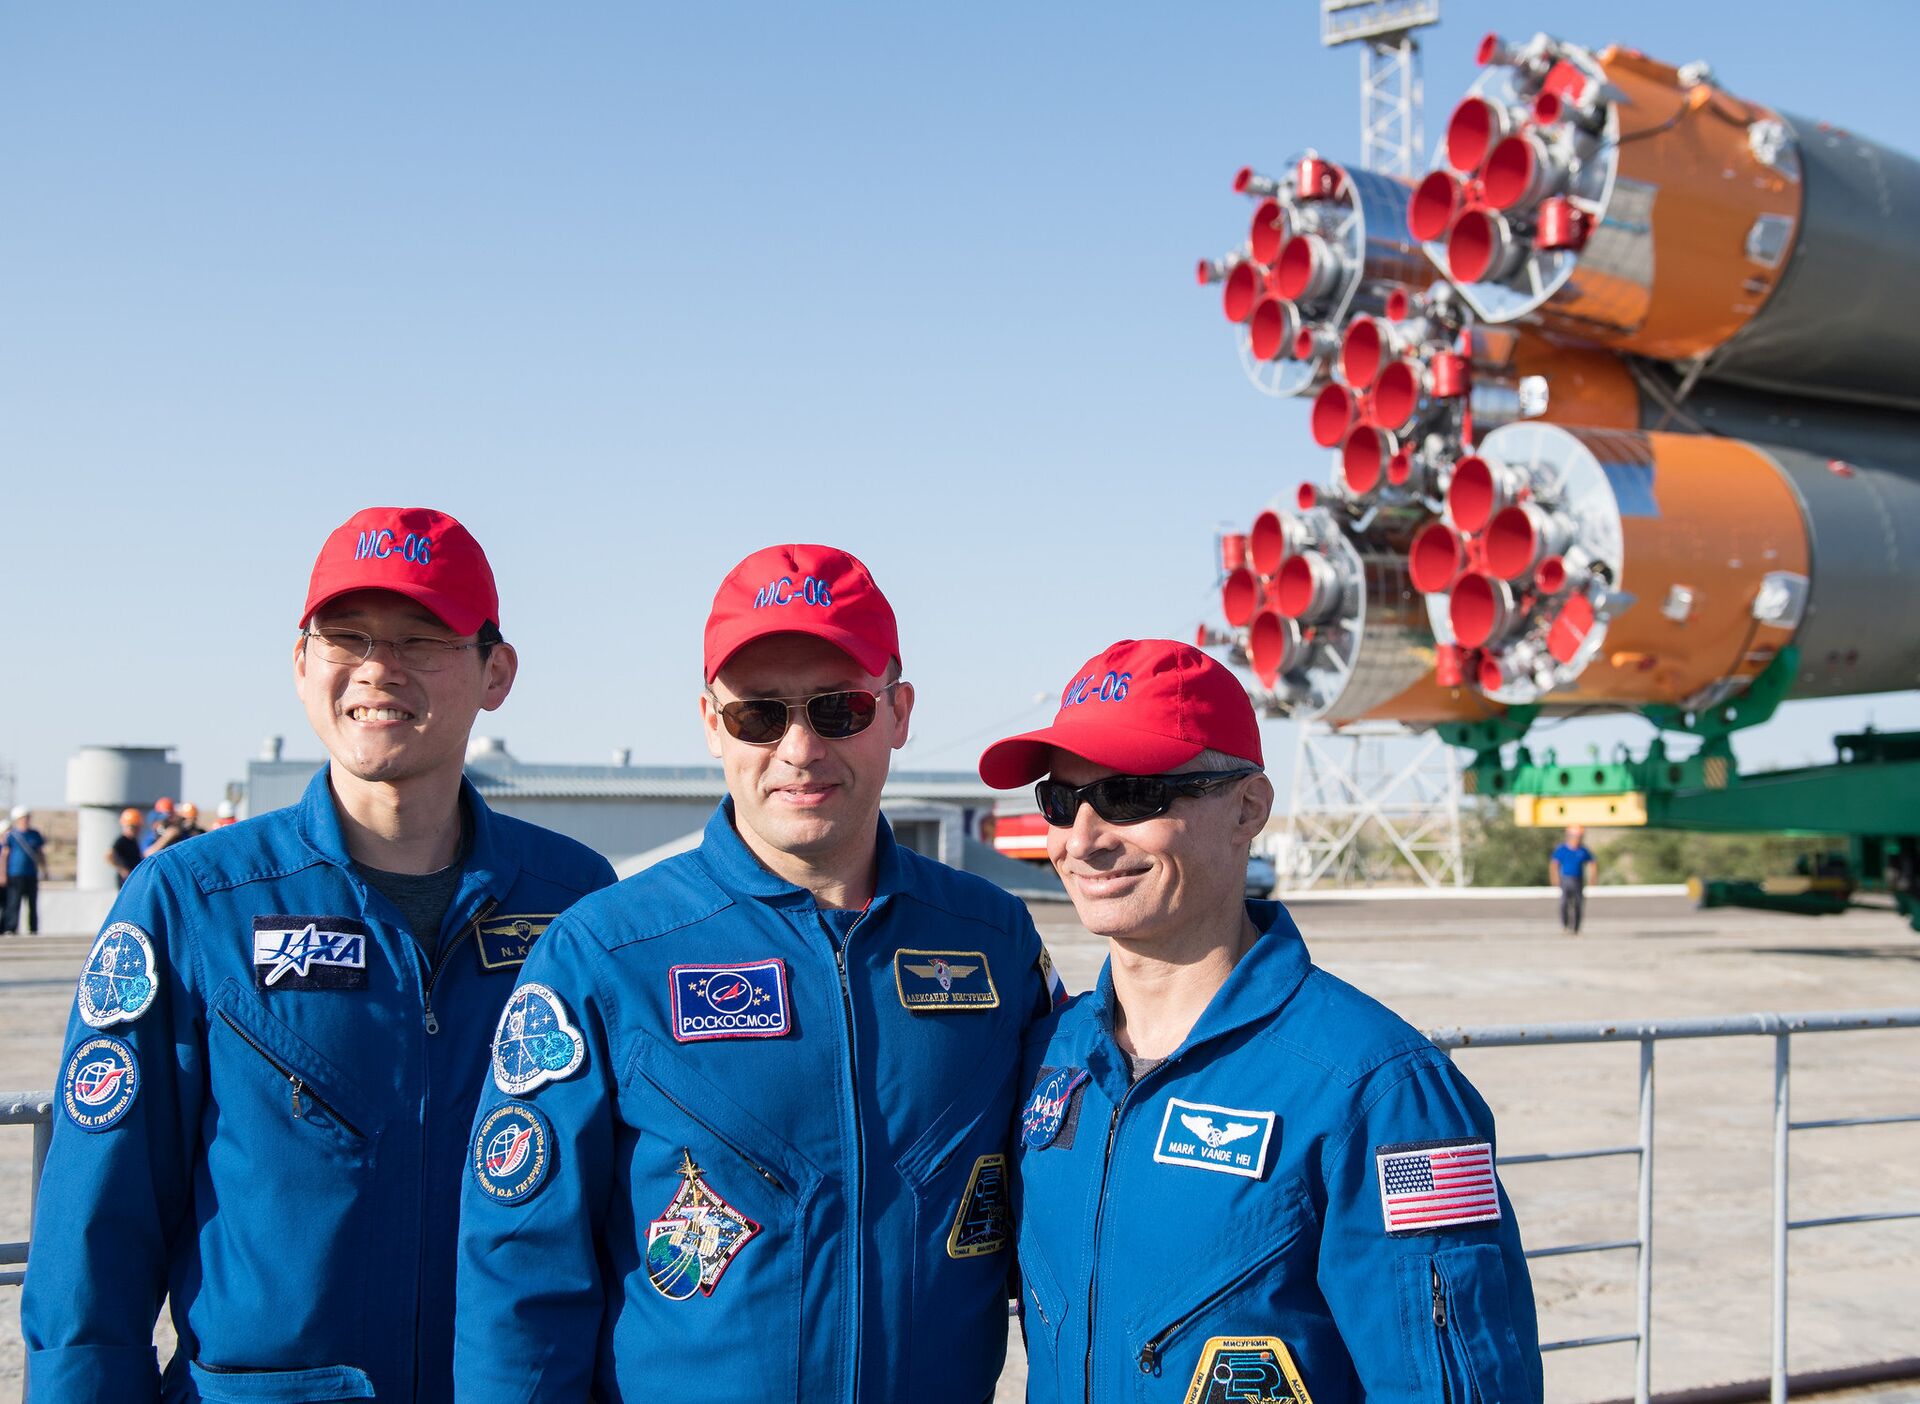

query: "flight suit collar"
(294, 764), (522, 906)
(1082, 899), (1313, 1104)
(697, 797), (905, 913)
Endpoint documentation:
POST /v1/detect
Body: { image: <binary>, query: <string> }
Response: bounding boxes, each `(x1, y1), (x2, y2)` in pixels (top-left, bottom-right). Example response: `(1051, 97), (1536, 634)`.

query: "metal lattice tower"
(1281, 724), (1466, 891)
(1322, 0), (1439, 176)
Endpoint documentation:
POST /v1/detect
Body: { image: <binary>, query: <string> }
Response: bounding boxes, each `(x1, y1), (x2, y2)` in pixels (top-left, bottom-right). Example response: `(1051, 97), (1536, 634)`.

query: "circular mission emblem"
(471, 1101), (553, 1204)
(61, 1035), (141, 1132)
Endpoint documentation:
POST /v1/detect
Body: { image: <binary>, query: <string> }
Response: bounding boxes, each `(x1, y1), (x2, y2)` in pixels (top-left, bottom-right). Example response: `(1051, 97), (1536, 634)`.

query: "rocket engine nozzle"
(1220, 567), (1264, 628)
(1446, 209), (1528, 285)
(1249, 298), (1303, 362)
(1234, 166), (1282, 198)
(1310, 383), (1357, 448)
(1409, 170), (1462, 244)
(1409, 521), (1467, 595)
(1447, 454), (1527, 534)
(1340, 425), (1399, 498)
(1483, 132), (1571, 214)
(1249, 509), (1306, 576)
(1276, 233), (1346, 306)
(1249, 198), (1289, 265)
(1485, 503), (1572, 582)
(1222, 262), (1264, 324)
(1371, 359), (1424, 433)
(1248, 610), (1305, 686)
(1277, 552), (1344, 623)
(1444, 97), (1510, 174)
(1449, 571), (1519, 649)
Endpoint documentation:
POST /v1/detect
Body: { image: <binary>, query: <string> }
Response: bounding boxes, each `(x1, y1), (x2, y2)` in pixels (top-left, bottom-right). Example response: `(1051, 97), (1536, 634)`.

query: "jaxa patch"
(946, 1153), (1011, 1258)
(61, 1035), (140, 1132)
(491, 982), (586, 1095)
(475, 914), (558, 972)
(471, 1101), (554, 1205)
(1021, 1066), (1089, 1151)
(894, 949), (999, 1010)
(76, 922), (158, 1028)
(645, 1150), (761, 1300)
(669, 959), (791, 1042)
(1182, 1336), (1314, 1404)
(1153, 1098), (1275, 1179)
(252, 916), (369, 990)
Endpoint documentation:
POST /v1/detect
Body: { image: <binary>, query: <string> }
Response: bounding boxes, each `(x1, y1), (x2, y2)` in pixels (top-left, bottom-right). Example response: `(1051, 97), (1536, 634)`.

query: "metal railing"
(1426, 1008), (1920, 1404)
(2, 1009), (1917, 1402)
(0, 1092), (51, 1291)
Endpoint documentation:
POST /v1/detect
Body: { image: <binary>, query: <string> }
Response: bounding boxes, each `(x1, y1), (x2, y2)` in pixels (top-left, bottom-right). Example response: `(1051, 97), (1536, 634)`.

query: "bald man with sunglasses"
(982, 639), (1541, 1403)
(456, 544), (1062, 1404)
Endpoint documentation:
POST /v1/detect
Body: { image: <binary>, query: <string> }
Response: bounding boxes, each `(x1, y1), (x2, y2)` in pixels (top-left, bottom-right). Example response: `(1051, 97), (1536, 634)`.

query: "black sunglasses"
(1035, 768), (1261, 827)
(713, 682), (904, 746)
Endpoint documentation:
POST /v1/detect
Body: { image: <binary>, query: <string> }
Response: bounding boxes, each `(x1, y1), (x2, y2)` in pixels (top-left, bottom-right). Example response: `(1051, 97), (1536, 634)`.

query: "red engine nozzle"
(1276, 552), (1343, 622)
(1248, 610), (1305, 685)
(1248, 298), (1301, 362)
(1222, 261), (1263, 324)
(1409, 521), (1466, 594)
(1408, 170), (1462, 244)
(1249, 198), (1288, 265)
(1445, 96), (1509, 174)
(1310, 383), (1356, 449)
(1220, 566), (1263, 628)
(1449, 571), (1518, 650)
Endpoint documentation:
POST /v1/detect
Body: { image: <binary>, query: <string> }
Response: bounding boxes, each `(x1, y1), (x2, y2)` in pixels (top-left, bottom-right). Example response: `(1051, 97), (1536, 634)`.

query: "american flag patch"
(1375, 1138), (1500, 1235)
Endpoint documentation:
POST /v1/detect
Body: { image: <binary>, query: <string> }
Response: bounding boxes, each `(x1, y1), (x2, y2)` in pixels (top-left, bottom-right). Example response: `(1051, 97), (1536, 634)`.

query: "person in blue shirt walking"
(980, 639), (1542, 1404)
(455, 544), (1062, 1404)
(1551, 826), (1597, 934)
(22, 507), (615, 1404)
(1, 807), (48, 935)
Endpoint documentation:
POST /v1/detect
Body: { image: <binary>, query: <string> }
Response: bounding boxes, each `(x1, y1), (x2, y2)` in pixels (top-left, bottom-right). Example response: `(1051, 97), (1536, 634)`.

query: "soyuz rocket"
(1197, 33), (1920, 736)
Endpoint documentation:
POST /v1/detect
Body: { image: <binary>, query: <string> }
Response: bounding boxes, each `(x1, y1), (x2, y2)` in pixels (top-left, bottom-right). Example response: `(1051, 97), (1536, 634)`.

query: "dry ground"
(0, 890), (1914, 1401)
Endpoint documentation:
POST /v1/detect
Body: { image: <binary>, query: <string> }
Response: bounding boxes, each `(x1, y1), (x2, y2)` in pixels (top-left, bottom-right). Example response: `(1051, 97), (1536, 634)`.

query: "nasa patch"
(893, 949), (999, 1011)
(471, 1101), (554, 1205)
(645, 1151), (761, 1300)
(491, 983), (587, 1095)
(1020, 1066), (1089, 1151)
(76, 922), (159, 1028)
(1152, 1097), (1275, 1179)
(1182, 1336), (1314, 1404)
(61, 1035), (140, 1132)
(947, 1153), (1011, 1258)
(669, 959), (791, 1042)
(475, 914), (558, 972)
(252, 916), (369, 991)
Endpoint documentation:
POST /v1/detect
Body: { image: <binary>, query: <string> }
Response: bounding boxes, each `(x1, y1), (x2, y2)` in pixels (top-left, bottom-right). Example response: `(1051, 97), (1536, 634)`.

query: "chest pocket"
(210, 979), (380, 1155)
(1126, 1179), (1317, 1389)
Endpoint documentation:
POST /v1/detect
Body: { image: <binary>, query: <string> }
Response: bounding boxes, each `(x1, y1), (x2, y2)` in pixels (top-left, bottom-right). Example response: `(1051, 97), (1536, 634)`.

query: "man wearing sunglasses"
(456, 543), (1062, 1404)
(980, 639), (1541, 1403)
(23, 507), (616, 1404)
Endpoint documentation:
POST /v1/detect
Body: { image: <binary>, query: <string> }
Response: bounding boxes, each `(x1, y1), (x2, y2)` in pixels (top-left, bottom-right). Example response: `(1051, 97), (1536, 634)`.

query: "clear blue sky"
(3, 1), (1916, 810)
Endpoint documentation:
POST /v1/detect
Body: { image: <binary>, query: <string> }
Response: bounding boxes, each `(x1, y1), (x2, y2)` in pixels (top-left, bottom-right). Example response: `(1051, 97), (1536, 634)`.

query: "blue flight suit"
(455, 800), (1059, 1404)
(1013, 901), (1542, 1404)
(22, 768), (615, 1404)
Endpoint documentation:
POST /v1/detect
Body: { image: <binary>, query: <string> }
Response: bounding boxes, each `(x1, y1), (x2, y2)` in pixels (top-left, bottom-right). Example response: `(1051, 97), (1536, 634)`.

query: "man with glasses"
(456, 543), (1060, 1403)
(980, 639), (1541, 1403)
(24, 507), (614, 1403)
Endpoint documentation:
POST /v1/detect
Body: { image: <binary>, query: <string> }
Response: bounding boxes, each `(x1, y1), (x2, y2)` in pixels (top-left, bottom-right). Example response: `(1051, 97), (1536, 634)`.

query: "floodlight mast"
(1322, 0), (1439, 176)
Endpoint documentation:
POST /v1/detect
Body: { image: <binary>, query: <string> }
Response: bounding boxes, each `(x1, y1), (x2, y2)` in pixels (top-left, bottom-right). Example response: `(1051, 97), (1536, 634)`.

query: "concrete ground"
(0, 891), (1915, 1401)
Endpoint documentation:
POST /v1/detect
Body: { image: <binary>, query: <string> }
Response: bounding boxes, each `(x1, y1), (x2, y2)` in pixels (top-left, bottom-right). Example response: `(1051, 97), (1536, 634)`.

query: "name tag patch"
(669, 959), (791, 1042)
(62, 1035), (141, 1132)
(252, 916), (370, 991)
(894, 949), (999, 1010)
(1153, 1097), (1275, 1179)
(476, 914), (558, 972)
(947, 1153), (1011, 1258)
(1376, 1138), (1500, 1235)
(1183, 1336), (1314, 1404)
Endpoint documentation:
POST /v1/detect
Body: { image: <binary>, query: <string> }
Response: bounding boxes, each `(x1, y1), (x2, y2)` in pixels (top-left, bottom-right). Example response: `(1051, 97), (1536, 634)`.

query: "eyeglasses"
(1035, 768), (1260, 827)
(301, 628), (485, 673)
(712, 682), (905, 746)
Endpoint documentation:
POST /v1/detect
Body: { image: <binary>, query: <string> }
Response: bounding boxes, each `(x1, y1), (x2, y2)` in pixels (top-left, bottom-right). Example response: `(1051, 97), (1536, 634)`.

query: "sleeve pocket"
(1398, 1243), (1540, 1403)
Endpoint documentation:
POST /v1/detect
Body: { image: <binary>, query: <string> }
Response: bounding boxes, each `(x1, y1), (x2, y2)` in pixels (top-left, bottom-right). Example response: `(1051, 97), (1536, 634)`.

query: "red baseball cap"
(978, 639), (1262, 788)
(704, 544), (899, 681)
(301, 507), (499, 636)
